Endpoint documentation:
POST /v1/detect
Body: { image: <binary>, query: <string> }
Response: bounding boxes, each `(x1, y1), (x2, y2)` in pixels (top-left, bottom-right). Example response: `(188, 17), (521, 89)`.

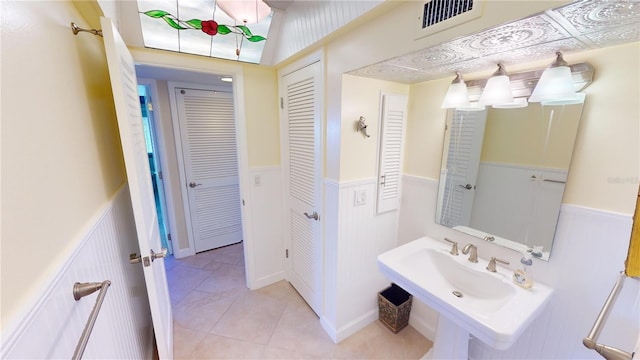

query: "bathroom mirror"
(436, 100), (585, 260)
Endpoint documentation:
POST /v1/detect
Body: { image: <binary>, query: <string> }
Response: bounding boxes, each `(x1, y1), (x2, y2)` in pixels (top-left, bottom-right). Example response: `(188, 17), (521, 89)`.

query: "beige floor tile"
(173, 290), (236, 333)
(209, 289), (289, 344)
(173, 324), (207, 359)
(167, 243), (431, 359)
(190, 334), (265, 359)
(167, 265), (213, 304)
(196, 263), (247, 297)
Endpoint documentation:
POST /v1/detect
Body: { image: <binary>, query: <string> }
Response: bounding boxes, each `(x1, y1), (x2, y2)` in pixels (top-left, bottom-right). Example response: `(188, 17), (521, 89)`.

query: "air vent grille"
(422, 0), (475, 28)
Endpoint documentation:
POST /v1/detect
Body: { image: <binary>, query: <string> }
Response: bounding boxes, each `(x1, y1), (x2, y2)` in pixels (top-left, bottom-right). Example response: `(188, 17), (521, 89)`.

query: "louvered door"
(377, 94), (408, 213)
(282, 62), (322, 315)
(175, 88), (243, 253)
(439, 109), (487, 227)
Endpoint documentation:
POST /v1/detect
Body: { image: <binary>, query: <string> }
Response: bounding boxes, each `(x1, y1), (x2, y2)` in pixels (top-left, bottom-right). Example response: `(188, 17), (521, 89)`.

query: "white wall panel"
(2, 186), (152, 359)
(249, 166), (286, 288)
(272, 1), (383, 64)
(398, 174), (640, 359)
(327, 178), (401, 342)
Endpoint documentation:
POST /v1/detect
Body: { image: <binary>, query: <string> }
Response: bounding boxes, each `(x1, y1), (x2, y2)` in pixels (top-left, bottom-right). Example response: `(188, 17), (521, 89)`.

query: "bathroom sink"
(378, 236), (553, 353)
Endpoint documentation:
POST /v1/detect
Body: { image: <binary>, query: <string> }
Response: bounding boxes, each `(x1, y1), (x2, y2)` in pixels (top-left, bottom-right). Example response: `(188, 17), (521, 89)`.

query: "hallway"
(165, 243), (431, 359)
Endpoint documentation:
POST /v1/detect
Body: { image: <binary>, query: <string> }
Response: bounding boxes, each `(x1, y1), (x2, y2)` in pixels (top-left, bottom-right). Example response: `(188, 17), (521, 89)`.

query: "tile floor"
(165, 242), (432, 359)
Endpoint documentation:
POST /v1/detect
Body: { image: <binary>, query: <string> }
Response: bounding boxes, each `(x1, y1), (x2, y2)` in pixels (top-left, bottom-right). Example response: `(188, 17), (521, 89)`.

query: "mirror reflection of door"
(174, 87), (243, 253)
(138, 83), (173, 255)
(438, 109), (488, 227)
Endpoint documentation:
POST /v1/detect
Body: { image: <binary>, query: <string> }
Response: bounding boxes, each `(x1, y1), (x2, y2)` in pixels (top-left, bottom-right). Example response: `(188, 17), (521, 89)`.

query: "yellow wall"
(480, 104), (582, 169)
(243, 66), (281, 168)
(1, 1), (125, 329)
(404, 42), (640, 214)
(627, 189), (640, 277)
(339, 75), (410, 181)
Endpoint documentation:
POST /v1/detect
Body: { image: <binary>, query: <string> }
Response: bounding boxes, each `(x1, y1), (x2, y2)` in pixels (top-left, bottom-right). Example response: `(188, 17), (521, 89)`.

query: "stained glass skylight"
(137, 0), (272, 64)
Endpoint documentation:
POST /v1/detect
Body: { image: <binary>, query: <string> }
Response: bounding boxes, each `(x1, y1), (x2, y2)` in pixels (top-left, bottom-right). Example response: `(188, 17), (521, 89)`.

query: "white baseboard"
(334, 309), (379, 343)
(320, 316), (338, 343)
(251, 271), (285, 290)
(173, 247), (195, 259)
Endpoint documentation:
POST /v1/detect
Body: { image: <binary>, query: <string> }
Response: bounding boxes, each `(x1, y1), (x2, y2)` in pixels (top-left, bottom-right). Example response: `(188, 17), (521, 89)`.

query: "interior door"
(281, 62), (322, 315)
(439, 109), (487, 227)
(100, 17), (173, 359)
(174, 88), (243, 253)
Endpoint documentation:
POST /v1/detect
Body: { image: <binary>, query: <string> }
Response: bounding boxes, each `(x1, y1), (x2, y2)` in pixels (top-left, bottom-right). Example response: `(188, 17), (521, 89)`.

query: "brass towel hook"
(71, 22), (103, 37)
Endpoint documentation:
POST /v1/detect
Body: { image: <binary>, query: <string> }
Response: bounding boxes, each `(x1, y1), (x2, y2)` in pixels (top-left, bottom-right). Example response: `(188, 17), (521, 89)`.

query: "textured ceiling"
(348, 0), (640, 84)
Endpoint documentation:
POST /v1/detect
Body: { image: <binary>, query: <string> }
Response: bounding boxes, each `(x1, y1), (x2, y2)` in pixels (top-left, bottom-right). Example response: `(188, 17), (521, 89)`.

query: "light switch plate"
(354, 189), (367, 206)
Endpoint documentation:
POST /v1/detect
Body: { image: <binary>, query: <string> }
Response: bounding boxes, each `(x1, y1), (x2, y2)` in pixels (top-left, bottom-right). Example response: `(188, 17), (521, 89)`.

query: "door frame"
(167, 82), (237, 254)
(137, 78), (176, 255)
(130, 48), (257, 289)
(277, 49), (325, 307)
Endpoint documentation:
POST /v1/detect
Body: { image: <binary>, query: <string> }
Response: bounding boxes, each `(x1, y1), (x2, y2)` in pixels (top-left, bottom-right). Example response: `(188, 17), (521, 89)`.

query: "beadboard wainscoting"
(1, 186), (153, 359)
(247, 166), (285, 289)
(322, 178), (402, 343)
(398, 174), (640, 359)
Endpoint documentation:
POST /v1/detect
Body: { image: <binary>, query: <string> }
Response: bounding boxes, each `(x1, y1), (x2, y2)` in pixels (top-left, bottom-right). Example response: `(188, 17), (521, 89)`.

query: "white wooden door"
(100, 17), (173, 359)
(282, 62), (322, 315)
(175, 88), (243, 253)
(376, 94), (408, 214)
(439, 109), (487, 227)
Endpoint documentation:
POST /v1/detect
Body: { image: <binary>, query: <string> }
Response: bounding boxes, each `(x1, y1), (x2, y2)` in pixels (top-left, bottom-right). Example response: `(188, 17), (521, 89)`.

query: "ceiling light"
(441, 72), (470, 109)
(217, 0), (272, 24)
(479, 64), (514, 107)
(220, 76), (233, 82)
(529, 52), (577, 104)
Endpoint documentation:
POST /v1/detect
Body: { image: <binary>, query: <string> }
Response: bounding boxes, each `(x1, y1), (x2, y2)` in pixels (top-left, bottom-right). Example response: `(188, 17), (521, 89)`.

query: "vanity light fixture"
(441, 72), (470, 109)
(478, 63), (514, 107)
(493, 97), (528, 109)
(220, 76), (233, 82)
(529, 52), (577, 104)
(217, 0), (272, 24)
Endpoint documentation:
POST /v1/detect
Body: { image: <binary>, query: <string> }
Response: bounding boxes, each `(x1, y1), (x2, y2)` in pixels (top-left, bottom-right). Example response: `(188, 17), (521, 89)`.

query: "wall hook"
(71, 22), (103, 37)
(356, 116), (370, 138)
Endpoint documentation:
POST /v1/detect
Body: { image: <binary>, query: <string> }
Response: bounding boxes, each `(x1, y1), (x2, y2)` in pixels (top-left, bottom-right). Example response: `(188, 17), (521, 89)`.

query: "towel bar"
(583, 271), (634, 360)
(72, 280), (111, 360)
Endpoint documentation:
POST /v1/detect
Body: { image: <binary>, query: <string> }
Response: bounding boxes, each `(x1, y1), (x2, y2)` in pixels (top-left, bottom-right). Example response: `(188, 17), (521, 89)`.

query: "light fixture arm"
(492, 63), (508, 77)
(549, 51), (569, 68)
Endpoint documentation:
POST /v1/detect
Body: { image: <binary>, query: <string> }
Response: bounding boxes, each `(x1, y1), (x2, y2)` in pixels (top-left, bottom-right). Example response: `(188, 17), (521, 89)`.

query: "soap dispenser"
(513, 252), (533, 289)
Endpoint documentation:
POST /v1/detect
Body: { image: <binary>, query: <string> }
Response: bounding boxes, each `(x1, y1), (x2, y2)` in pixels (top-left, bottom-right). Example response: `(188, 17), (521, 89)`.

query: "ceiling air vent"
(415, 0), (482, 39)
(422, 0), (475, 28)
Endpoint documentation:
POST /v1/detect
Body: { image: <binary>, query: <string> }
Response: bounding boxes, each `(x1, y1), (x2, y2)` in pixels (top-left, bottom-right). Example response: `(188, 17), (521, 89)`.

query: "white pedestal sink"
(378, 236), (553, 358)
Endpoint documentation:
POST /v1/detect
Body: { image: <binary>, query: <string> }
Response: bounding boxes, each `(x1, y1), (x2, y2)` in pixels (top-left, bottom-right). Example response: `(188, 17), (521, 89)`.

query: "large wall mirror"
(436, 101), (585, 260)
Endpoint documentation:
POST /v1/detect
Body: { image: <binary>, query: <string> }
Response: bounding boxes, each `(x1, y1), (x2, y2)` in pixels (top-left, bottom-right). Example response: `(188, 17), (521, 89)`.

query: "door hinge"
(285, 249), (289, 258)
(148, 103), (153, 112)
(167, 233), (172, 241)
(280, 97), (284, 109)
(242, 199), (245, 206)
(158, 171), (163, 180)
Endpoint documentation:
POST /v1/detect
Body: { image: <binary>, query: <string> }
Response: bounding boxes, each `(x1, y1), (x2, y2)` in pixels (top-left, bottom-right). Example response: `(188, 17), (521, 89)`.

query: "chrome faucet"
(462, 243), (478, 263)
(486, 257), (509, 272)
(443, 238), (458, 256)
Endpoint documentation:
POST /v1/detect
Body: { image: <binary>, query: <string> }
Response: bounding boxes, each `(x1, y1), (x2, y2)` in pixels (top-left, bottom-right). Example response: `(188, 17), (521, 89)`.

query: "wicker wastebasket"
(378, 283), (412, 333)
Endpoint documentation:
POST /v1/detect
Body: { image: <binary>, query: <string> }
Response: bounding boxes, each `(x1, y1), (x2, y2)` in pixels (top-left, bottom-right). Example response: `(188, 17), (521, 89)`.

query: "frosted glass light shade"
(529, 66), (576, 103)
(541, 92), (586, 106)
(217, 0), (271, 24)
(493, 97), (528, 109)
(479, 75), (514, 106)
(441, 82), (470, 109)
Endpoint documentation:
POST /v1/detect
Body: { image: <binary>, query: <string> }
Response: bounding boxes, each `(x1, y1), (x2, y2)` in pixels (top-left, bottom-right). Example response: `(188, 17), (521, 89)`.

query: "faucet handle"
(443, 238), (459, 256)
(486, 257), (510, 272)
